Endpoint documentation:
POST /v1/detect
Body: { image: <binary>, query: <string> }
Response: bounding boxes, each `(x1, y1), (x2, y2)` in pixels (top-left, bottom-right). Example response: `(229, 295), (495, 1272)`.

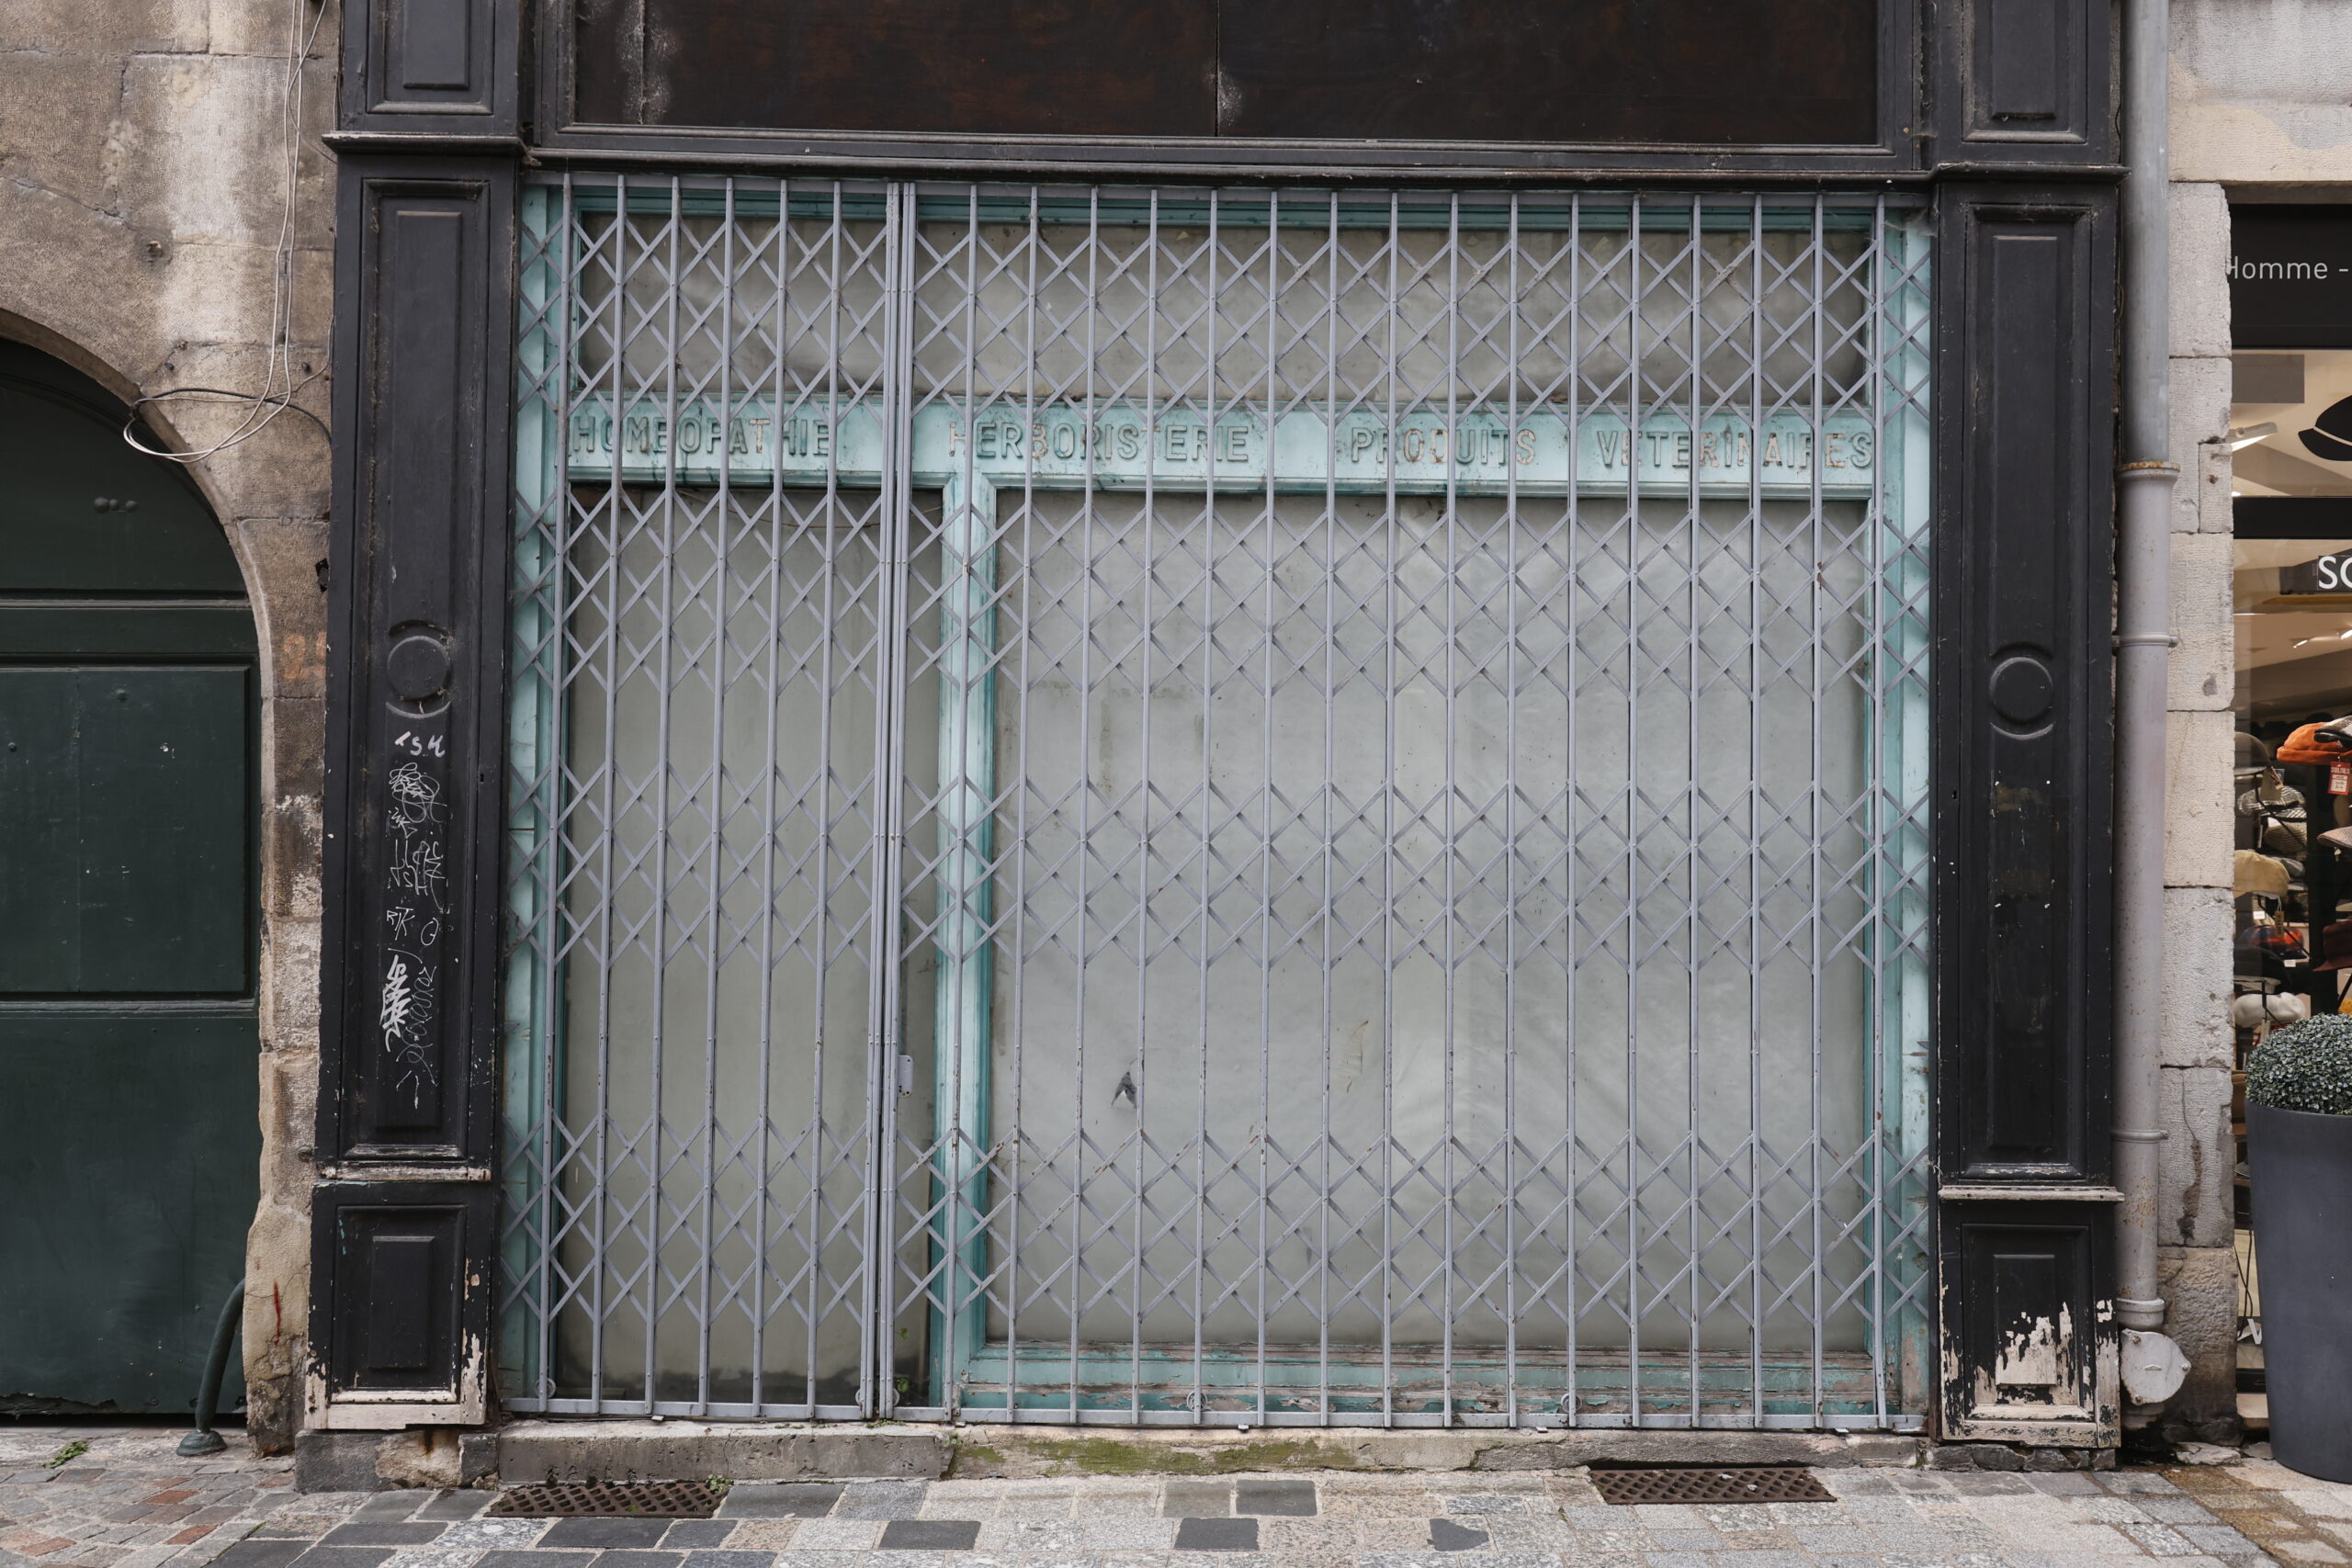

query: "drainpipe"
(2115, 0), (2185, 1416)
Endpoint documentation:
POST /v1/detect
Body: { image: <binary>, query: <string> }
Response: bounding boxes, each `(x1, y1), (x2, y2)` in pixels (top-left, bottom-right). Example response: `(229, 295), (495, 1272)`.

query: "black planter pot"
(2249, 1101), (2352, 1482)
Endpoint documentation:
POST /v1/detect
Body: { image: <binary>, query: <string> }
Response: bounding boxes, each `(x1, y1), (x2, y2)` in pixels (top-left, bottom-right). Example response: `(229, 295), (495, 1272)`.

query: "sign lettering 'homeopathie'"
(563, 398), (1883, 499)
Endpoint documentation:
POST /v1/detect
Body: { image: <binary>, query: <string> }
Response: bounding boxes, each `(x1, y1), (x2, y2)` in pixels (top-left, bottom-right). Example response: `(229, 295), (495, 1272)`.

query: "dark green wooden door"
(0, 343), (261, 1413)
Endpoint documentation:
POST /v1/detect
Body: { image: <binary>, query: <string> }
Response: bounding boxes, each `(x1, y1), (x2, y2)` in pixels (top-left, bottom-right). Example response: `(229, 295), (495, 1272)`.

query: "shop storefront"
(2220, 203), (2352, 1424)
(311, 0), (2127, 1448)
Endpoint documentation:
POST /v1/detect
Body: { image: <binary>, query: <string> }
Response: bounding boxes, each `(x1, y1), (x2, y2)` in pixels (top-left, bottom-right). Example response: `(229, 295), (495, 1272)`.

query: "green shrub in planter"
(2248, 1015), (2352, 1115)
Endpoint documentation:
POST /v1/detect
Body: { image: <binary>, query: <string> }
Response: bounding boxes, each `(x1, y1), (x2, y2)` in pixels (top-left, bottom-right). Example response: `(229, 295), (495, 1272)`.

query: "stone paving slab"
(16, 1426), (2352, 1568)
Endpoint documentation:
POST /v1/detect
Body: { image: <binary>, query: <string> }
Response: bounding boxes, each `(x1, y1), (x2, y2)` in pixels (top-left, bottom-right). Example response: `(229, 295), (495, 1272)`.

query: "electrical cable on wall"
(122, 0), (328, 464)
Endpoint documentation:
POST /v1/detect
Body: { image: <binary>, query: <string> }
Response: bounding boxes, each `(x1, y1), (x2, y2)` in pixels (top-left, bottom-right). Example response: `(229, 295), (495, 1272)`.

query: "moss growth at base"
(945, 1442), (1007, 1478)
(1010, 1436), (1355, 1475)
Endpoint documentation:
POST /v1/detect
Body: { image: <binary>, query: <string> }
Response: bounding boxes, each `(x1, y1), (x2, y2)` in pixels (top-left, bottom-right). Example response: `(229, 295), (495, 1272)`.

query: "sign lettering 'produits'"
(563, 398), (1884, 500)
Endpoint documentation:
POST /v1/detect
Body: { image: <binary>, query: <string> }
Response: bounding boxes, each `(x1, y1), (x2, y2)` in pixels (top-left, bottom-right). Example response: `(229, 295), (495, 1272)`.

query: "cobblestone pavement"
(19, 1425), (2352, 1568)
(0, 1427), (294, 1568)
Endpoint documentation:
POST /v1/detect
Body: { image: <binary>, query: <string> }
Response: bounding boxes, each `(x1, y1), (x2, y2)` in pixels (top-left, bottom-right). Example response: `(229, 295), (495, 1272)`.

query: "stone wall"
(0, 0), (336, 1450)
(2160, 175), (2240, 1444)
(2176, 0), (2352, 185)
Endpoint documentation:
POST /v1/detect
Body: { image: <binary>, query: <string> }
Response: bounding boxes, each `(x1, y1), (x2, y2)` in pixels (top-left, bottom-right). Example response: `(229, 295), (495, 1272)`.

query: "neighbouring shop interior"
(2228, 343), (2352, 1427)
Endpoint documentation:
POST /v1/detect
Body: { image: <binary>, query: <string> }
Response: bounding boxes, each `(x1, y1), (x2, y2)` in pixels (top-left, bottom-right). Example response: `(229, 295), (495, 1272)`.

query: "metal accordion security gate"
(500, 177), (1934, 1431)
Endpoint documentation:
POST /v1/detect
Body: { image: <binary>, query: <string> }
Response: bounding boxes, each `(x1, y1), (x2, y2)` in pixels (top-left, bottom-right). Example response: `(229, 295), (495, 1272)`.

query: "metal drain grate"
(489, 1480), (723, 1517)
(1589, 1467), (1835, 1506)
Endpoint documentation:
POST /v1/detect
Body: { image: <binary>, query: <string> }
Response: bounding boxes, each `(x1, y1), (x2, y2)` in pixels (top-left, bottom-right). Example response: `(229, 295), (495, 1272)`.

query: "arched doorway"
(0, 342), (262, 1413)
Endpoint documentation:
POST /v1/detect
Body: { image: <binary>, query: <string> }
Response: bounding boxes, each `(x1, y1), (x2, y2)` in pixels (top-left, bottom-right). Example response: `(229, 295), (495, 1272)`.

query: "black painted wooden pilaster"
(1931, 0), (2113, 167)
(339, 0), (518, 137)
(311, 1183), (495, 1403)
(311, 152), (514, 1425)
(1933, 183), (2120, 1441)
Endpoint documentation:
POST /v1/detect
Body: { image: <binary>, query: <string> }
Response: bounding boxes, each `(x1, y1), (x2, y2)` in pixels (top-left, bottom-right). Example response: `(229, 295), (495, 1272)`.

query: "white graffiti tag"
(386, 760), (445, 838)
(387, 836), (447, 912)
(379, 950), (439, 1105)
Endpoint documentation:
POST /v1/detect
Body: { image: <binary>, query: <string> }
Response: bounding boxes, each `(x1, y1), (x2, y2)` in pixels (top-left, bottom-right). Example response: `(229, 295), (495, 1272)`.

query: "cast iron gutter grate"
(1589, 1467), (1836, 1505)
(489, 1481), (723, 1517)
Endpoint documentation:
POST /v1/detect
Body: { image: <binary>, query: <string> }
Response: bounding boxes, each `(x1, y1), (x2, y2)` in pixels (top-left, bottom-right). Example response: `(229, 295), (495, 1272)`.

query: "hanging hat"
(2255, 923), (2311, 962)
(2239, 732), (2273, 772)
(2237, 848), (2293, 898)
(2270, 990), (2315, 1023)
(2317, 920), (2352, 972)
(2267, 821), (2312, 857)
(2233, 992), (2271, 1030)
(2242, 785), (2309, 821)
(2276, 721), (2352, 764)
(2301, 395), (2352, 462)
(2323, 826), (2352, 855)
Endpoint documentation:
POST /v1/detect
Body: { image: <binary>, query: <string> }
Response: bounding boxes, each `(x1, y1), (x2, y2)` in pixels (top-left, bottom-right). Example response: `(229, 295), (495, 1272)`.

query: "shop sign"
(2231, 205), (2352, 348)
(2277, 547), (2352, 596)
(562, 397), (1882, 500)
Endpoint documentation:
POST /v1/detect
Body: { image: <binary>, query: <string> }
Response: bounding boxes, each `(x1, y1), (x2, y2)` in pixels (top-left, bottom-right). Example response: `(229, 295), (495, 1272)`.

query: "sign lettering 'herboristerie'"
(562, 398), (1883, 500)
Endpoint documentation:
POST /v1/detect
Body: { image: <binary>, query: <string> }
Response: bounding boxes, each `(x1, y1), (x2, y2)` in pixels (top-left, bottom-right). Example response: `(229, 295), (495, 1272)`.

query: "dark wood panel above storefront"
(570, 0), (1878, 147)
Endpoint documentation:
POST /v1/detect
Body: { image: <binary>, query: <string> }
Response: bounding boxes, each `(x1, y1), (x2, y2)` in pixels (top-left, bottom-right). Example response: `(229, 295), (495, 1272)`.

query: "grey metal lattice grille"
(489, 1481), (724, 1518)
(1588, 1467), (1836, 1505)
(503, 178), (1933, 1431)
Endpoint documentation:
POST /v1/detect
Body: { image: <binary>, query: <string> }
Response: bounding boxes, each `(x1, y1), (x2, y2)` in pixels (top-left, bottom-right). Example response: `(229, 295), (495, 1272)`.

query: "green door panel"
(0, 1012), (258, 1412)
(0, 344), (243, 597)
(0, 343), (258, 1413)
(0, 667), (252, 995)
(0, 604), (258, 660)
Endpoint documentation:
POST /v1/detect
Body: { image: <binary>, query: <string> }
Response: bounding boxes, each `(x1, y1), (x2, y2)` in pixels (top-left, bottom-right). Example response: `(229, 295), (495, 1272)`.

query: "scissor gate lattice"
(502, 178), (1934, 1430)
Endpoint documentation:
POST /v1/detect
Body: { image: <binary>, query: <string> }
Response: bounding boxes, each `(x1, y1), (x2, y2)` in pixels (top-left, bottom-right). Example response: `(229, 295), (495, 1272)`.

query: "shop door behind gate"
(0, 344), (260, 1413)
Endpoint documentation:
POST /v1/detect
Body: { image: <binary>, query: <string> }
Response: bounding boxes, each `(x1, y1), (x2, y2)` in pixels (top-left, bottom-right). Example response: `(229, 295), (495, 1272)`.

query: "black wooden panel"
(312, 1185), (491, 1396)
(1935, 0), (2109, 162)
(321, 165), (514, 1166)
(571, 0), (1878, 146)
(341, 0), (515, 132)
(1939, 1205), (2112, 1427)
(1220, 0), (1876, 145)
(394, 0), (473, 91)
(571, 0), (639, 126)
(1936, 188), (2115, 1185)
(601, 0), (1217, 134)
